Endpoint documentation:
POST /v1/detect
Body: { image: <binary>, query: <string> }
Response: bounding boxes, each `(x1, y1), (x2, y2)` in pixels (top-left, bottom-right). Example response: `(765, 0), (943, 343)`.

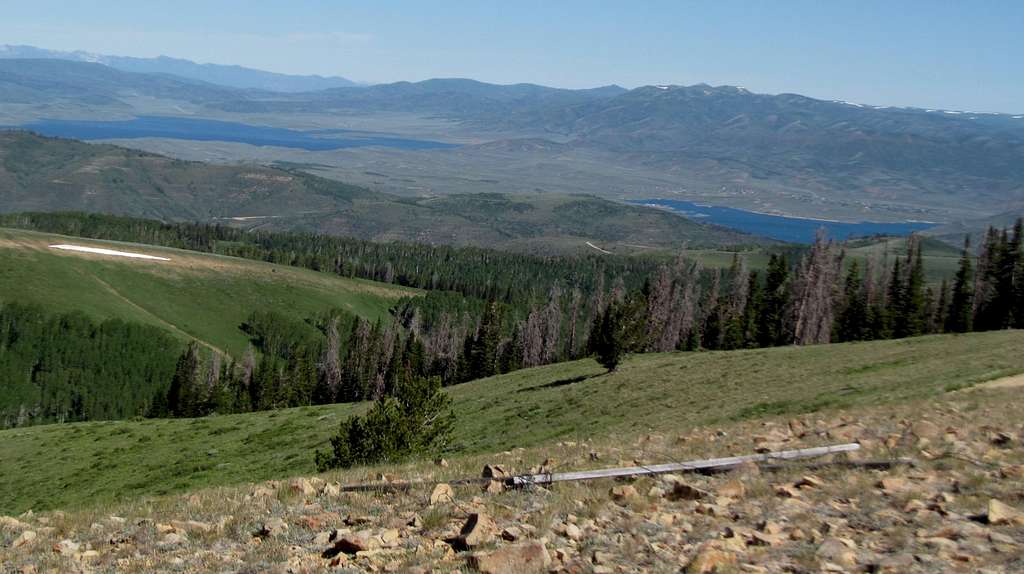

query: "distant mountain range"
(2, 52), (1023, 227)
(0, 44), (358, 92)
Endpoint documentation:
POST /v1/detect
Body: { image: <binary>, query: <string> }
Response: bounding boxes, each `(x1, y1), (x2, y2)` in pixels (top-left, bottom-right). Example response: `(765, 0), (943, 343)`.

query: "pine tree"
(758, 254), (790, 347)
(946, 236), (974, 333)
(835, 260), (868, 342)
(166, 341), (201, 417)
(592, 302), (624, 372)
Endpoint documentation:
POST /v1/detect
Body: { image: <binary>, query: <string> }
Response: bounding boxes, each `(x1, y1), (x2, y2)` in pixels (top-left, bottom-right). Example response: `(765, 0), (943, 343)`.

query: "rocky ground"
(2, 385), (1022, 573)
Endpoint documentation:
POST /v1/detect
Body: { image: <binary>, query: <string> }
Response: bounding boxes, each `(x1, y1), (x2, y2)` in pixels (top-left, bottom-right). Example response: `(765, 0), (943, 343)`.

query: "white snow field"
(49, 244), (171, 261)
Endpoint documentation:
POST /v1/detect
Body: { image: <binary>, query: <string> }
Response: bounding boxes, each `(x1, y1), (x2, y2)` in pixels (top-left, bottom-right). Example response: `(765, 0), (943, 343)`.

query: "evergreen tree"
(167, 342), (202, 417)
(835, 260), (868, 342)
(946, 237), (975, 333)
(592, 302), (625, 372)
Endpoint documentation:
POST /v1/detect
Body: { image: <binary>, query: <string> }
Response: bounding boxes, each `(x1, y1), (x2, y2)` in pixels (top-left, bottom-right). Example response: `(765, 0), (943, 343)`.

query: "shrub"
(315, 376), (455, 471)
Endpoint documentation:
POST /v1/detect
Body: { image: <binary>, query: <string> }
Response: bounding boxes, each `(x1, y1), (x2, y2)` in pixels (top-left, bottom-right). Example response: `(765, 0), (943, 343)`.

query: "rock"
(287, 477), (317, 496)
(379, 528), (401, 548)
(816, 537), (857, 567)
(911, 420), (942, 439)
(795, 475), (824, 489)
(562, 523), (582, 541)
(669, 482), (710, 501)
(986, 499), (1024, 526)
(775, 485), (801, 498)
(258, 517), (289, 538)
(482, 465), (508, 479)
(435, 458), (449, 467)
(500, 526), (522, 542)
(875, 553), (916, 573)
(12, 530), (36, 548)
(296, 512), (341, 531)
(877, 477), (908, 493)
(483, 480), (506, 494)
(609, 484), (640, 504)
(0, 516), (30, 531)
(686, 543), (737, 573)
(593, 550), (615, 565)
(327, 530), (377, 555)
(467, 541), (551, 573)
(457, 513), (497, 549)
(53, 539), (80, 555)
(321, 482), (341, 497)
(717, 479), (746, 499)
(430, 483), (455, 505)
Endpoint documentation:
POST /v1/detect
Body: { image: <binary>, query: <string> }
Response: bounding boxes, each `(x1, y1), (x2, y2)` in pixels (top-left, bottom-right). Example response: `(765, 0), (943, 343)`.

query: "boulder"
(53, 539), (80, 555)
(467, 541), (551, 573)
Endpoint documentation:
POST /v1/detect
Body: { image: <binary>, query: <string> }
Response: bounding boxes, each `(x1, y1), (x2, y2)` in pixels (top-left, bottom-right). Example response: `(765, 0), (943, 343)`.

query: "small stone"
(816, 537), (857, 567)
(686, 543), (737, 573)
(717, 479), (746, 499)
(457, 513), (497, 549)
(986, 499), (1024, 526)
(435, 458), (449, 467)
(483, 480), (506, 494)
(877, 477), (908, 493)
(328, 530), (376, 555)
(259, 517), (289, 538)
(482, 465), (508, 479)
(12, 530), (36, 548)
(467, 541), (551, 573)
(430, 483), (455, 505)
(609, 484), (640, 503)
(500, 526), (522, 541)
(563, 523), (582, 541)
(53, 539), (80, 555)
(669, 482), (710, 501)
(796, 475), (824, 489)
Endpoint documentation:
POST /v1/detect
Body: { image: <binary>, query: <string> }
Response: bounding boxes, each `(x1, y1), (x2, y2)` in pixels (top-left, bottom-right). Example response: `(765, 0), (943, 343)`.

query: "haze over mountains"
(0, 44), (358, 92)
(2, 47), (1023, 238)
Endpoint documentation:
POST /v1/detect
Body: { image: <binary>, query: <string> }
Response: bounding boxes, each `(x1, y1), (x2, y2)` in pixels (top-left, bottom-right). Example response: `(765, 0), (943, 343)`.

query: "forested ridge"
(2, 212), (1023, 429)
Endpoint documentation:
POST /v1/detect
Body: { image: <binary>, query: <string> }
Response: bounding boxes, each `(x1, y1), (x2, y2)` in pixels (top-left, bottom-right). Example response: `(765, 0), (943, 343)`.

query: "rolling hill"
(0, 227), (415, 356)
(1, 329), (1021, 514)
(0, 131), (763, 252)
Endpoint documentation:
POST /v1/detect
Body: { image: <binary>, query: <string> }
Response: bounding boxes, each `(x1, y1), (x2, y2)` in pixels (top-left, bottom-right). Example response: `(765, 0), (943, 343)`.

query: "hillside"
(0, 131), (762, 252)
(2, 330), (1021, 514)
(0, 227), (415, 356)
(2, 333), (1023, 572)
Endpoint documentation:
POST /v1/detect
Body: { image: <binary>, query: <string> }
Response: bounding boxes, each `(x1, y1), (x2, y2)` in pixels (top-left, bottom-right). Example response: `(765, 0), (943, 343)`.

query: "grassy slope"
(0, 228), (416, 356)
(2, 330), (1022, 514)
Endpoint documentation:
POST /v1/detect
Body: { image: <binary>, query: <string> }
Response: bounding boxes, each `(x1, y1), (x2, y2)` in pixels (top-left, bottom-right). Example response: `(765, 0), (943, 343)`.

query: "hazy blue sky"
(3, 1), (1021, 112)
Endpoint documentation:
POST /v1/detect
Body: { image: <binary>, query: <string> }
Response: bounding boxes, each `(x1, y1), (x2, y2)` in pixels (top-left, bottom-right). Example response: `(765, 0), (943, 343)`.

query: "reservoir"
(636, 199), (937, 243)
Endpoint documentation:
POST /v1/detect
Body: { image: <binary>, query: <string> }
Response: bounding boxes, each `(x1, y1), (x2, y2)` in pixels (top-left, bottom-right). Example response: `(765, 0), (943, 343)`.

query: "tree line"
(5, 211), (1024, 428)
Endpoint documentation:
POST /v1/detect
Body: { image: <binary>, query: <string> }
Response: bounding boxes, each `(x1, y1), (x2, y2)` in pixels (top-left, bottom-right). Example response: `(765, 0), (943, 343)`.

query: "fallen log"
(508, 443), (861, 487)
(327, 443), (895, 494)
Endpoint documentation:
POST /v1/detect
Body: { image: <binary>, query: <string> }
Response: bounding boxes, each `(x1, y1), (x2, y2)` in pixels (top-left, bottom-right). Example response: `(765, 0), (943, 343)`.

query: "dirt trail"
(89, 274), (225, 355)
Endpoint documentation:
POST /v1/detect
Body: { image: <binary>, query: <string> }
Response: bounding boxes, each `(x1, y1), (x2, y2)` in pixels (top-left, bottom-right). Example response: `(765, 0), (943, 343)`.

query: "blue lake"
(635, 199), (937, 244)
(18, 116), (459, 151)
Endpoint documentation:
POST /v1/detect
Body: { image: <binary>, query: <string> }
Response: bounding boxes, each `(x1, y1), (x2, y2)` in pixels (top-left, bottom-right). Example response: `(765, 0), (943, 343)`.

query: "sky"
(2, 1), (1022, 113)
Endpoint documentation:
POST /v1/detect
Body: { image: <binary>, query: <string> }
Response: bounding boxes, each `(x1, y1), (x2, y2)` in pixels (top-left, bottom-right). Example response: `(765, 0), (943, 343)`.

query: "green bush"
(315, 376), (455, 471)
